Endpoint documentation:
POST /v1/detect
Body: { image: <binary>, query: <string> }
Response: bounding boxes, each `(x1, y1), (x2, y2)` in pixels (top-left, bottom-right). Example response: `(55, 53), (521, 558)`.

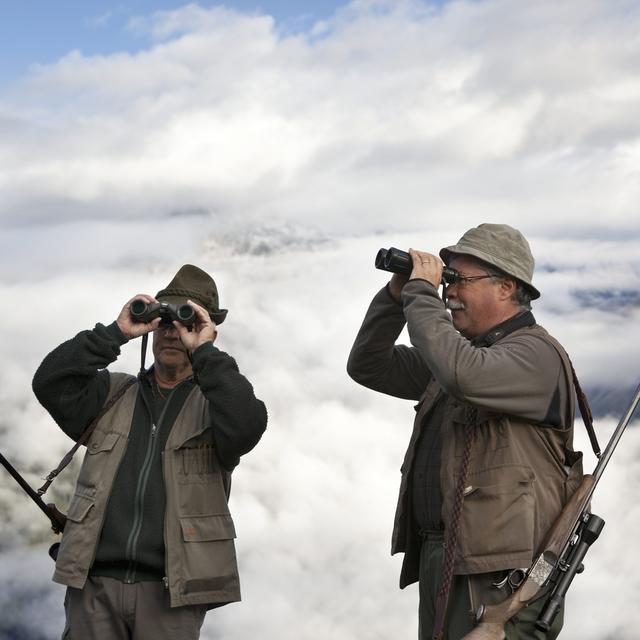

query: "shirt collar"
(471, 310), (536, 347)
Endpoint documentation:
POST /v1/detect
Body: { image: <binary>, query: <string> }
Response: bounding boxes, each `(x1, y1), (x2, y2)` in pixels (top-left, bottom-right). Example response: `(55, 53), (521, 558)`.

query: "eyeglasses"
(442, 267), (498, 287)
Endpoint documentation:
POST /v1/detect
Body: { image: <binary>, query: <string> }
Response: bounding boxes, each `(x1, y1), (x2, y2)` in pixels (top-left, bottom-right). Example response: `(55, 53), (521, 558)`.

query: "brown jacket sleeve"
(347, 285), (433, 401)
(401, 279), (569, 425)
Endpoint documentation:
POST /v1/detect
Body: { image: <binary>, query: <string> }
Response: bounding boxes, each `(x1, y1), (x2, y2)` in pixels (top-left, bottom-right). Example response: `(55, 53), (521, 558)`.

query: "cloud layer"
(2, 227), (639, 640)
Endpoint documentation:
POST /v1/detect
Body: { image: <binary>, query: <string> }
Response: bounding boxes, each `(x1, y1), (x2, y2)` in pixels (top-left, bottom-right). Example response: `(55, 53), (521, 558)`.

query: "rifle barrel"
(0, 452), (61, 527)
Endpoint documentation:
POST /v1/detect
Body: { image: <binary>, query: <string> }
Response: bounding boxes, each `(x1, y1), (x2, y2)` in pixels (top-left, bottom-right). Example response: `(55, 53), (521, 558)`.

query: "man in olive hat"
(33, 264), (267, 640)
(347, 224), (583, 639)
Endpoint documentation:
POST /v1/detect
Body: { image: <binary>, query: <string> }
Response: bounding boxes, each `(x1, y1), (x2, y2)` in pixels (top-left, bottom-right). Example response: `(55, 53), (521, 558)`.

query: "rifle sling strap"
(37, 377), (137, 496)
(544, 334), (600, 458)
(570, 362), (601, 458)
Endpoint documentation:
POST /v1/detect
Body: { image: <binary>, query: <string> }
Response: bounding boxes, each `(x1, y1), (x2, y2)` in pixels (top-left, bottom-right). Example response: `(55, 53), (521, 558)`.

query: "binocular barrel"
(375, 247), (457, 284)
(375, 247), (413, 275)
(130, 300), (195, 327)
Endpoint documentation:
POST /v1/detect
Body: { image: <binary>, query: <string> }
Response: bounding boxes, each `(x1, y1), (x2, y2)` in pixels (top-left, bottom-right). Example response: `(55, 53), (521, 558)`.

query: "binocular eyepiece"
(130, 299), (195, 328)
(375, 247), (458, 285)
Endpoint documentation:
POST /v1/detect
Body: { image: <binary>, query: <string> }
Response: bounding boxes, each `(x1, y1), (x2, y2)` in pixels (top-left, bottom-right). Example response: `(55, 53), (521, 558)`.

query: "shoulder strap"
(543, 332), (601, 458)
(568, 360), (600, 458)
(37, 376), (137, 496)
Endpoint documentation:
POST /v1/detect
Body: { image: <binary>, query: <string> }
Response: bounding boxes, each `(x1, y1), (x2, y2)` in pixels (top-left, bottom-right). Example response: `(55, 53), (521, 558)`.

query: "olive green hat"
(439, 223), (540, 299)
(156, 264), (228, 324)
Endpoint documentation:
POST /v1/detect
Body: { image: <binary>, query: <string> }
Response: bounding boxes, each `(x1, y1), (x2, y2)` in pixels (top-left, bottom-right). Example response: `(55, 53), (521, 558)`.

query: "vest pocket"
(55, 492), (96, 576)
(76, 431), (121, 490)
(178, 514), (239, 597)
(178, 444), (221, 484)
(458, 465), (535, 560)
(66, 492), (95, 523)
(180, 514), (236, 542)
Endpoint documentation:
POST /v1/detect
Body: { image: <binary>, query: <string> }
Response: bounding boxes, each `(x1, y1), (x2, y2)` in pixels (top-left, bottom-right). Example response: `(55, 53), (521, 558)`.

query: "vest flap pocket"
(67, 493), (95, 523)
(87, 431), (120, 454)
(180, 514), (236, 542)
(459, 465), (535, 560)
(173, 425), (210, 450)
(467, 463), (534, 489)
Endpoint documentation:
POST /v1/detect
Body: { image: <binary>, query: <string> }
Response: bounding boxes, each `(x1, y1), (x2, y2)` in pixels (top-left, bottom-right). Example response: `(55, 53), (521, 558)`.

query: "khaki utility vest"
(53, 373), (241, 608)
(392, 325), (584, 588)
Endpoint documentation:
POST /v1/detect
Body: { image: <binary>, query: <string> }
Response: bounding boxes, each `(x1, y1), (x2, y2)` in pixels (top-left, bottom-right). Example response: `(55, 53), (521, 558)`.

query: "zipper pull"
(151, 424), (157, 437)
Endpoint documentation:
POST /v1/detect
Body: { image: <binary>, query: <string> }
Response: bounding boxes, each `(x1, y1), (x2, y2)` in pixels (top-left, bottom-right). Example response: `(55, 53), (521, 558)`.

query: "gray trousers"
(418, 532), (564, 640)
(62, 576), (207, 640)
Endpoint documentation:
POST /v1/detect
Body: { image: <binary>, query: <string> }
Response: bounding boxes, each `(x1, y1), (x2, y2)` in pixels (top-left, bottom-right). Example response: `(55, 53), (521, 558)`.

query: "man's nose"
(159, 323), (178, 335)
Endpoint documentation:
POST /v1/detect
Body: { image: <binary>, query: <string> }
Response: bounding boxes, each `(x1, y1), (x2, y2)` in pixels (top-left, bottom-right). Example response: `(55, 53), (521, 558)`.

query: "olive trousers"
(62, 576), (207, 640)
(418, 532), (564, 640)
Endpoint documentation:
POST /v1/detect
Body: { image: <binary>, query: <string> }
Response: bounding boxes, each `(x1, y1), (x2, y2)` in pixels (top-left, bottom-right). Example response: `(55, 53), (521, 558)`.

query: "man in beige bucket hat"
(348, 224), (583, 639)
(33, 264), (267, 639)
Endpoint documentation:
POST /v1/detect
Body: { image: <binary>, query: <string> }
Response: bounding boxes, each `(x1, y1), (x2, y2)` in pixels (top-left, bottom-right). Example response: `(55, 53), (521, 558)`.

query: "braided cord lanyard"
(432, 406), (477, 640)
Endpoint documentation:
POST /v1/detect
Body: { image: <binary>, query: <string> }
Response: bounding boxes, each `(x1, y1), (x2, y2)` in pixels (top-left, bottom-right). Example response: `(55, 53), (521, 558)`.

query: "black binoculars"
(129, 299), (195, 328)
(375, 247), (458, 284)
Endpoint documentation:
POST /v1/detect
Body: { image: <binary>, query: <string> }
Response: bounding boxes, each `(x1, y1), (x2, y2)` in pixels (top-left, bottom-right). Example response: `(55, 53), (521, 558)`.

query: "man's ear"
(498, 277), (517, 301)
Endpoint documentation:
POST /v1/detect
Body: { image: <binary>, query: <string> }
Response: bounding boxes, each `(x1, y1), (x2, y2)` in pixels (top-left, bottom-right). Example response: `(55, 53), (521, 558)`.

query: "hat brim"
(439, 246), (541, 300)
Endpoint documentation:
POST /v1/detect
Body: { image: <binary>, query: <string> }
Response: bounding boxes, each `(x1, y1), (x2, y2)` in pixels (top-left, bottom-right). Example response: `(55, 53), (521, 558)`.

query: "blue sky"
(0, 1), (351, 87)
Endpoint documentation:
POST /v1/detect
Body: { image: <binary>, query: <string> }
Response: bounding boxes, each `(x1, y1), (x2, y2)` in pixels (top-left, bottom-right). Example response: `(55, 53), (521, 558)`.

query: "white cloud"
(1, 0), (639, 235)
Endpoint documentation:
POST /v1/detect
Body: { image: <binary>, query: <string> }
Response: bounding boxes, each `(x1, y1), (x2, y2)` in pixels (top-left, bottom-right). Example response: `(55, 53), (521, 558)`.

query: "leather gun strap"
(570, 362), (601, 458)
(37, 377), (137, 496)
(544, 334), (600, 458)
(432, 407), (476, 640)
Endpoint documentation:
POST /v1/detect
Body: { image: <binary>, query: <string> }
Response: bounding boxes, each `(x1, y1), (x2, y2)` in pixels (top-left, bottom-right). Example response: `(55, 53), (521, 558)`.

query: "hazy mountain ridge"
(203, 221), (333, 257)
(584, 385), (638, 420)
(573, 289), (640, 311)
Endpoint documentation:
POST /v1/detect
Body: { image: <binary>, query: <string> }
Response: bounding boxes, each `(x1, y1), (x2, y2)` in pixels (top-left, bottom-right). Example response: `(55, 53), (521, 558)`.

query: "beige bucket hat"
(439, 223), (540, 299)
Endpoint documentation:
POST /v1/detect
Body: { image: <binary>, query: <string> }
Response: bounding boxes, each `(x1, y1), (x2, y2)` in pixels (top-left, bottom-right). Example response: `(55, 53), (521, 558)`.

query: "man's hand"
(174, 300), (218, 353)
(408, 249), (443, 288)
(388, 273), (409, 304)
(116, 294), (161, 340)
(387, 249), (444, 302)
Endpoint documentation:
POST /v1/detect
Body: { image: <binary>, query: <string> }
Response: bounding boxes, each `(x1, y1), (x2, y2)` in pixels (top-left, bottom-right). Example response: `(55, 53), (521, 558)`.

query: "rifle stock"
(45, 502), (68, 534)
(462, 475), (596, 639)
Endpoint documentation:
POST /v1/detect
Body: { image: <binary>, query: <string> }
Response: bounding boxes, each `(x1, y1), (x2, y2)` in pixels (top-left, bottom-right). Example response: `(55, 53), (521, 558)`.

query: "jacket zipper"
(124, 387), (175, 584)
(162, 386), (200, 599)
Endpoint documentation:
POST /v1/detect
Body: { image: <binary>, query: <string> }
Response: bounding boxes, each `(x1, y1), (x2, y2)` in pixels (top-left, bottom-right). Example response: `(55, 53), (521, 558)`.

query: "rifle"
(464, 382), (640, 640)
(0, 451), (66, 560)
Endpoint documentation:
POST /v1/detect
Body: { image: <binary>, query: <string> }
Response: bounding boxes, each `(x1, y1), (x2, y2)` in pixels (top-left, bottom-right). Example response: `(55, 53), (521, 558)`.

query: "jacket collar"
(471, 310), (536, 348)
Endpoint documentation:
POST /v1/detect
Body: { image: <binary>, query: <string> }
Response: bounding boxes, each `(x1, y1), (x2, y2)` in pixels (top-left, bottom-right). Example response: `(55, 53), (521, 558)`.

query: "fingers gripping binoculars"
(375, 247), (458, 284)
(129, 299), (195, 328)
